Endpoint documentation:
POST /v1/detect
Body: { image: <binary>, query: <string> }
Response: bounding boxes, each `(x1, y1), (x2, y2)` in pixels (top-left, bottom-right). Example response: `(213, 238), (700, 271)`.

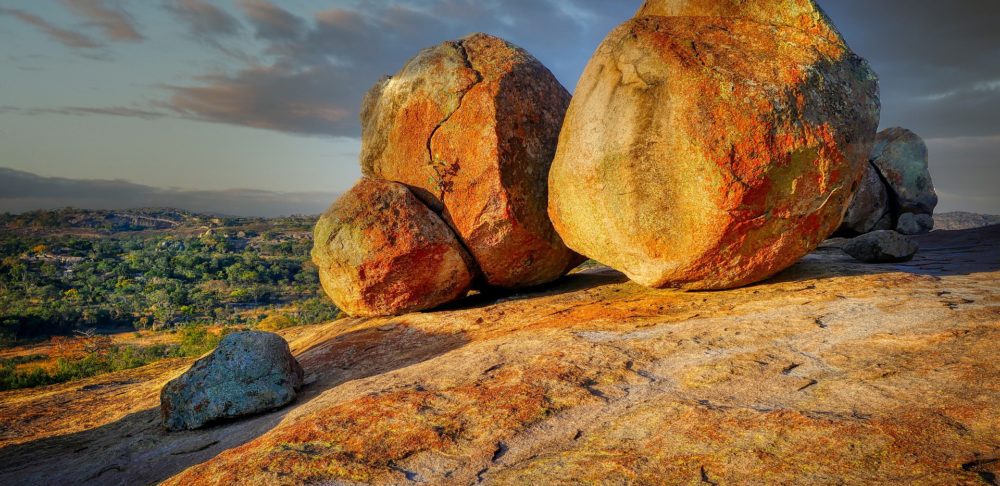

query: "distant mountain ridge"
(0, 167), (339, 218)
(934, 211), (1000, 231)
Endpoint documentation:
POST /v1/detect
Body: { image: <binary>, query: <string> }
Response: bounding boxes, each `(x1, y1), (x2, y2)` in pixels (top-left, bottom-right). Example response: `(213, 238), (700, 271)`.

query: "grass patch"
(0, 324), (229, 391)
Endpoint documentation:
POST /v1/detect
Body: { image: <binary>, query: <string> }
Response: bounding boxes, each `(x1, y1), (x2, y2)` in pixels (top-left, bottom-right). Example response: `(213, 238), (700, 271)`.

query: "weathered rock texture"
(871, 127), (938, 216)
(361, 33), (580, 289)
(312, 179), (474, 317)
(160, 332), (303, 431)
(548, 0), (880, 289)
(3, 227), (997, 485)
(896, 212), (935, 236)
(838, 163), (893, 235)
(842, 230), (919, 263)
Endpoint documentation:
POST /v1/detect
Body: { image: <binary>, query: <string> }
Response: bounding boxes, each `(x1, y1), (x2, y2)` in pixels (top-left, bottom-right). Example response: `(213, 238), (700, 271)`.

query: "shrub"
(257, 314), (296, 332)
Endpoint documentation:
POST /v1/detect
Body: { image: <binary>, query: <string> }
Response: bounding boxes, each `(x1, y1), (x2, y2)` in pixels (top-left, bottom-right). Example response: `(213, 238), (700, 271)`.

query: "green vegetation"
(0, 208), (339, 345)
(0, 324), (230, 391)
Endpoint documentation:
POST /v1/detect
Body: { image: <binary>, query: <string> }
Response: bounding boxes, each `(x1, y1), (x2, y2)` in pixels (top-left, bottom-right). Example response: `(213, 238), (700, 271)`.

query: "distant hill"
(0, 207), (318, 237)
(934, 211), (1000, 231)
(0, 167), (339, 218)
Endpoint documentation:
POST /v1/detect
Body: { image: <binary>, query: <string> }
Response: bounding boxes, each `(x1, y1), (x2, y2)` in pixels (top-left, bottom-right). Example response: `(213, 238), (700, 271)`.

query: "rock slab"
(312, 179), (474, 317)
(161, 331), (303, 431)
(549, 0), (880, 289)
(361, 33), (580, 289)
(842, 230), (919, 263)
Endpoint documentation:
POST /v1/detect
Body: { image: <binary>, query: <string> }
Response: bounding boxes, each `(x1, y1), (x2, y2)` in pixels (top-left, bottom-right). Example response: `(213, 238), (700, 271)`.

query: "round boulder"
(312, 179), (474, 317)
(842, 230), (919, 263)
(838, 163), (893, 235)
(871, 127), (938, 215)
(161, 331), (304, 431)
(548, 0), (881, 289)
(360, 33), (581, 289)
(896, 212), (935, 235)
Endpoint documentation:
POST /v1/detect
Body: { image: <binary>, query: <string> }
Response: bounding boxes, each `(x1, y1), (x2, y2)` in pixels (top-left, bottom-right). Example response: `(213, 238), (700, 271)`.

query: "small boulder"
(838, 163), (893, 235)
(842, 230), (919, 263)
(896, 212), (935, 235)
(871, 128), (938, 215)
(361, 33), (581, 289)
(312, 179), (474, 317)
(161, 331), (304, 431)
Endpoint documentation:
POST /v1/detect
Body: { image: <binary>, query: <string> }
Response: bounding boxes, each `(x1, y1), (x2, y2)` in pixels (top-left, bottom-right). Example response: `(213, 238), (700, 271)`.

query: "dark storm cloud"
(60, 0), (143, 42)
(0, 7), (102, 50)
(164, 0), (243, 42)
(0, 167), (335, 217)
(159, 0), (638, 137)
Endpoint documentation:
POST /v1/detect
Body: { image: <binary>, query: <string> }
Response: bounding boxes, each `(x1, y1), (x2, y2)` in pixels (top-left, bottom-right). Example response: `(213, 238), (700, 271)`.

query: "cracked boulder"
(161, 331), (303, 431)
(312, 179), (474, 317)
(548, 0), (880, 289)
(871, 127), (938, 216)
(360, 33), (581, 289)
(837, 162), (893, 236)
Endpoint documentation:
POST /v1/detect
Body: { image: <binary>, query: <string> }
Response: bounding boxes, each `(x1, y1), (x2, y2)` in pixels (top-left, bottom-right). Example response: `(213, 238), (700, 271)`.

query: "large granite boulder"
(312, 179), (474, 317)
(361, 33), (581, 289)
(161, 331), (304, 431)
(548, 0), (880, 289)
(838, 163), (893, 235)
(871, 128), (938, 215)
(842, 230), (918, 263)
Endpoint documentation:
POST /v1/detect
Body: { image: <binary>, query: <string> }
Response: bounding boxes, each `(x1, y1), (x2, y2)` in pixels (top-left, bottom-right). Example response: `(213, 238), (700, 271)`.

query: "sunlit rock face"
(549, 0), (880, 289)
(312, 179), (474, 317)
(361, 33), (581, 289)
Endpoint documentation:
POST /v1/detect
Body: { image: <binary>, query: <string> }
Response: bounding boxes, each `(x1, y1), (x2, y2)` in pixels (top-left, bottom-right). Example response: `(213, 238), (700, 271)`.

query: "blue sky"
(0, 0), (997, 215)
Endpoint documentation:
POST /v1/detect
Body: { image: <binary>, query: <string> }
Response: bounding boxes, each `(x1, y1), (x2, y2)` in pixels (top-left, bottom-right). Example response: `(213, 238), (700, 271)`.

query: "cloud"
(819, 0), (1000, 139)
(237, 0), (305, 42)
(0, 105), (167, 120)
(164, 0), (242, 42)
(60, 0), (143, 42)
(0, 7), (102, 49)
(158, 0), (638, 137)
(0, 167), (335, 217)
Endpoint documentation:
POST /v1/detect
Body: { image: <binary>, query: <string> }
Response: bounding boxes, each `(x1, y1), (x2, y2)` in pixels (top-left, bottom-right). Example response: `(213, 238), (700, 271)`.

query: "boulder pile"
(313, 33), (580, 317)
(837, 127), (939, 236)
(312, 0), (903, 314)
(547, 0), (881, 289)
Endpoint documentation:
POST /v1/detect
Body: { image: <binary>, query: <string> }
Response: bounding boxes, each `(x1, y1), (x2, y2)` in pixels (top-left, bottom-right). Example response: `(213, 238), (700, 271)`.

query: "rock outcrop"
(838, 162), (893, 235)
(871, 127), (938, 216)
(7, 227), (997, 485)
(312, 179), (474, 317)
(548, 0), (880, 289)
(361, 33), (580, 289)
(160, 332), (303, 431)
(842, 230), (919, 263)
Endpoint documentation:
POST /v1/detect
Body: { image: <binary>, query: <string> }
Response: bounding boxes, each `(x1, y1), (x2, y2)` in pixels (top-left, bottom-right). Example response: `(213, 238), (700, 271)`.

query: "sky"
(0, 0), (997, 216)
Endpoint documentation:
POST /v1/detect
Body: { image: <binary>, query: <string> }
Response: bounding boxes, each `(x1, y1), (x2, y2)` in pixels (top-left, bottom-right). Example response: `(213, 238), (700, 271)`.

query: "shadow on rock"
(0, 324), (470, 485)
(768, 225), (1000, 286)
